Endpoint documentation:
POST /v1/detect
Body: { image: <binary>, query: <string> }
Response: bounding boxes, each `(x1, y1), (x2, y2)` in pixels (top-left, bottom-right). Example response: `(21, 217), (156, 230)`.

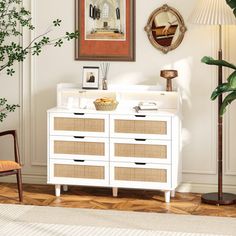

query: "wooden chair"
(0, 130), (23, 202)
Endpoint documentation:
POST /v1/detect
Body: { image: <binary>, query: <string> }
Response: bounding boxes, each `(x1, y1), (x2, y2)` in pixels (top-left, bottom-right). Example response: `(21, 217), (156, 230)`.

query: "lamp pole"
(218, 24), (223, 201)
(201, 25), (236, 205)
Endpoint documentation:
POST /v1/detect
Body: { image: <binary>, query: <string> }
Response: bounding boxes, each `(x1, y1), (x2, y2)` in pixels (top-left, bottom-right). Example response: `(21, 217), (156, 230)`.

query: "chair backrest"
(0, 130), (20, 164)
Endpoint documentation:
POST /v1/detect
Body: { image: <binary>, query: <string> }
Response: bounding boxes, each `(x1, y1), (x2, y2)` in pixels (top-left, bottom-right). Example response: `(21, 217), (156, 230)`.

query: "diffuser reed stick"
(100, 62), (110, 90)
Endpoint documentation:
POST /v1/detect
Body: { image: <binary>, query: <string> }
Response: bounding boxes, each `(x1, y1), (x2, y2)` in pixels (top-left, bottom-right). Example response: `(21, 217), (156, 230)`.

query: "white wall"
(1, 0), (236, 193)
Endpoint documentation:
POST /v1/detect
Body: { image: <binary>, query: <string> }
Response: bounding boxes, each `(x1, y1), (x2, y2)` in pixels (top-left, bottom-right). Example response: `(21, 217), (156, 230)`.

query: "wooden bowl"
(160, 70), (178, 79)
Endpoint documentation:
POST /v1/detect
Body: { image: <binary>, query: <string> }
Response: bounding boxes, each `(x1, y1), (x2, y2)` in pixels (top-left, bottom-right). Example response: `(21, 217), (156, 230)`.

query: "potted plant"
(0, 0), (78, 122)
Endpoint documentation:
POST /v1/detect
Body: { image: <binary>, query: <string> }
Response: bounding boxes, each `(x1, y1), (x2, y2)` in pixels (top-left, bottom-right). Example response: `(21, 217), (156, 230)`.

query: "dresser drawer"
(49, 112), (109, 137)
(49, 136), (109, 161)
(110, 115), (171, 139)
(110, 138), (171, 164)
(49, 159), (109, 186)
(110, 162), (171, 189)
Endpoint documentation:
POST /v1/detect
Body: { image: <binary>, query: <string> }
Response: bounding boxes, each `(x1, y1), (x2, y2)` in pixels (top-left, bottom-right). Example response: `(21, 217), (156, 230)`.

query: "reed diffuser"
(100, 62), (110, 90)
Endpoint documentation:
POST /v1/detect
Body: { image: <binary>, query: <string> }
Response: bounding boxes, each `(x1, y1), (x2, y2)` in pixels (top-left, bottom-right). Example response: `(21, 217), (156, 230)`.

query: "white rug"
(0, 204), (235, 236)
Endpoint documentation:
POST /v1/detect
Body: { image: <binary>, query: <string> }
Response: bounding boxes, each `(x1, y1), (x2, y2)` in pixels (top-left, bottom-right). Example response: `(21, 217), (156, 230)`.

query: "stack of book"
(134, 102), (158, 113)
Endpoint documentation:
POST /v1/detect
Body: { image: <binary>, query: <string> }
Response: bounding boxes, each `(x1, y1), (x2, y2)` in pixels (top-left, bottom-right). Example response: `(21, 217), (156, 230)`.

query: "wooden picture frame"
(144, 4), (187, 54)
(75, 0), (135, 61)
(82, 66), (99, 89)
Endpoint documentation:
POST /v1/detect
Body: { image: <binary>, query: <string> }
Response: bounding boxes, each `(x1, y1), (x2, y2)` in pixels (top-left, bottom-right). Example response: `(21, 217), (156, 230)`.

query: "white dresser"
(47, 87), (181, 203)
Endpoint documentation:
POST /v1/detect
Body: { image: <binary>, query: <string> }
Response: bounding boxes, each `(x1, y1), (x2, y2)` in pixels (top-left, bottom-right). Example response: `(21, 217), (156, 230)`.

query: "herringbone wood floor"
(0, 183), (236, 217)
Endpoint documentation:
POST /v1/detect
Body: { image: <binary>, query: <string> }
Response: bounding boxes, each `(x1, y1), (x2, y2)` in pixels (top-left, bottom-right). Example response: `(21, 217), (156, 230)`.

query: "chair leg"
(16, 169), (23, 202)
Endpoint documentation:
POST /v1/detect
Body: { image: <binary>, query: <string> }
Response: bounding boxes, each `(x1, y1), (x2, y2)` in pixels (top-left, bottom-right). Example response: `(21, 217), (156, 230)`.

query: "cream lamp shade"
(189, 0), (236, 25)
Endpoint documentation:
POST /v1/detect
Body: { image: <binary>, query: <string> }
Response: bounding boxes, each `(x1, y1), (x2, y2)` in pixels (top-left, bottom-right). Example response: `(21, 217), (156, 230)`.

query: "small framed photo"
(82, 66), (99, 89)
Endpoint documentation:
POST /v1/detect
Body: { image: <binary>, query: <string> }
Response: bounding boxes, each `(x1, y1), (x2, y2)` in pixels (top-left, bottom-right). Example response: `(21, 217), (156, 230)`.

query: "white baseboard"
(177, 183), (236, 194)
(1, 175), (236, 194)
(0, 174), (47, 185)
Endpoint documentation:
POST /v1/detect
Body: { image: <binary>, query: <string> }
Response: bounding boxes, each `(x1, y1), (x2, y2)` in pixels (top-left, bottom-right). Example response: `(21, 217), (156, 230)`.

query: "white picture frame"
(82, 66), (99, 89)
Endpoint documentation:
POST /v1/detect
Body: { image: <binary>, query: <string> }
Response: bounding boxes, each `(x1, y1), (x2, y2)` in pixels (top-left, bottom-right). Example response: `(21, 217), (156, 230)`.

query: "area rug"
(0, 204), (235, 236)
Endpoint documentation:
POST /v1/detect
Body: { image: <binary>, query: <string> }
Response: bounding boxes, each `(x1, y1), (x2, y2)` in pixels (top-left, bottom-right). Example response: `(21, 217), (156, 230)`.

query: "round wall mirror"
(144, 4), (187, 54)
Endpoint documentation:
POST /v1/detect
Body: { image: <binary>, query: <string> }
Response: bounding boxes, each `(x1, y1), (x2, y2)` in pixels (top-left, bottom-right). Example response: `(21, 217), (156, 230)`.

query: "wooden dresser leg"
(164, 190), (171, 203)
(112, 187), (118, 197)
(55, 184), (61, 197)
(63, 185), (68, 192)
(171, 190), (175, 198)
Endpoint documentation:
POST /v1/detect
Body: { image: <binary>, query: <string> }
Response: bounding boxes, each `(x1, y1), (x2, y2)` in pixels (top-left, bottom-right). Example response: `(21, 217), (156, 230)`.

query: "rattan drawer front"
(54, 117), (104, 133)
(115, 143), (167, 159)
(49, 159), (109, 186)
(54, 164), (104, 180)
(115, 120), (167, 135)
(110, 139), (171, 164)
(110, 115), (171, 139)
(50, 136), (109, 161)
(115, 167), (167, 183)
(54, 141), (105, 156)
(110, 162), (171, 189)
(49, 113), (109, 137)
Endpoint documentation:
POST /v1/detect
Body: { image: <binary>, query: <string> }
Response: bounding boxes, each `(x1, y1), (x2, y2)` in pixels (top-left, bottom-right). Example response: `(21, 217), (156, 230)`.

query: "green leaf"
(0, 113), (7, 122)
(6, 68), (15, 76)
(0, 98), (7, 106)
(228, 71), (236, 89)
(6, 104), (20, 112)
(211, 83), (233, 100)
(220, 91), (236, 115)
(201, 56), (236, 70)
(65, 31), (79, 40)
(53, 19), (62, 27)
(54, 39), (63, 47)
(226, 0), (236, 9)
(0, 97), (19, 123)
(226, 0), (236, 17)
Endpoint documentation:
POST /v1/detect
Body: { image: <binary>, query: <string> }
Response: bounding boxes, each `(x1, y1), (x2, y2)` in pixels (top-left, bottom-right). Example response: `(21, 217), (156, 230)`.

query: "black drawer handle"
(74, 113), (85, 116)
(74, 160), (85, 162)
(135, 162), (146, 165)
(135, 115), (146, 118)
(74, 136), (85, 139)
(135, 139), (146, 142)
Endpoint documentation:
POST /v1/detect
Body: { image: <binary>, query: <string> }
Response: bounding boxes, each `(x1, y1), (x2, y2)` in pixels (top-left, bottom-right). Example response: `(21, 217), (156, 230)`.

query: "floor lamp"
(189, 0), (236, 205)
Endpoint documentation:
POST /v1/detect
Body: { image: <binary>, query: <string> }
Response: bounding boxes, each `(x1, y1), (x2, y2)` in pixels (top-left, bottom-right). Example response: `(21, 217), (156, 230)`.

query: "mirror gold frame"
(144, 4), (187, 54)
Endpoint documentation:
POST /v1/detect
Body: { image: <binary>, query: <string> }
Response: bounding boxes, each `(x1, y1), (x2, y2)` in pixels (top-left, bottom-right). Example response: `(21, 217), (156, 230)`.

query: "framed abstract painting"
(75, 0), (135, 61)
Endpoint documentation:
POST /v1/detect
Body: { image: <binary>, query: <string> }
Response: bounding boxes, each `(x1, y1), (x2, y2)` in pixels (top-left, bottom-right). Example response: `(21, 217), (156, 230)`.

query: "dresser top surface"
(47, 107), (179, 116)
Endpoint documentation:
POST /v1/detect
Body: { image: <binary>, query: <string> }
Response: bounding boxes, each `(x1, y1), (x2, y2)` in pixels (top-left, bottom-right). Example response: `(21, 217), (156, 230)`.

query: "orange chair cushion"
(0, 161), (21, 172)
